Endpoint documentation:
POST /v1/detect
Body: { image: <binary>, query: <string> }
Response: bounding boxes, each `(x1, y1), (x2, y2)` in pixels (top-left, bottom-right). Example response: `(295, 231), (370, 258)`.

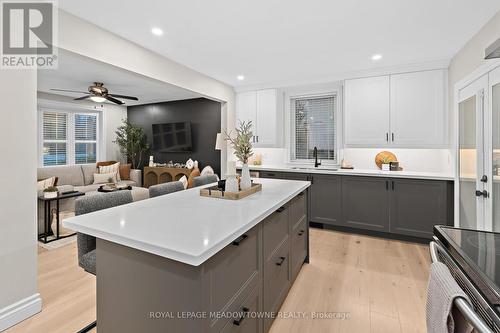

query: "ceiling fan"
(50, 82), (139, 105)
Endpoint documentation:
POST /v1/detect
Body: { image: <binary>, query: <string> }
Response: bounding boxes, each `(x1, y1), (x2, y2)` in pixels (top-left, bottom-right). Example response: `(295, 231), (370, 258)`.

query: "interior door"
(489, 67), (500, 231)
(457, 75), (488, 230)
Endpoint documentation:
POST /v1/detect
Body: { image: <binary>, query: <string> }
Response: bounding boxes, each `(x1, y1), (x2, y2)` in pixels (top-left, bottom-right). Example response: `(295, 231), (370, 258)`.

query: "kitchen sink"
(291, 167), (339, 171)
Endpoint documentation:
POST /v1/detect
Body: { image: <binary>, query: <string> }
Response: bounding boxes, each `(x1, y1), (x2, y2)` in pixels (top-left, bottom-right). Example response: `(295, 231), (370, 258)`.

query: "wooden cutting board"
(375, 151), (397, 169)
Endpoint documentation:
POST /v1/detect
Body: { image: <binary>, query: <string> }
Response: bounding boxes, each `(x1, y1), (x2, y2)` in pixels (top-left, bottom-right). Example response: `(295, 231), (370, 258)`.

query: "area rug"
(38, 235), (76, 250)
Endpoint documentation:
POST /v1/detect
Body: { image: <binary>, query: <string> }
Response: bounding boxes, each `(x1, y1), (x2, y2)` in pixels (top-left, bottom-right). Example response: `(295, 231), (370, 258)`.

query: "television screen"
(152, 122), (192, 152)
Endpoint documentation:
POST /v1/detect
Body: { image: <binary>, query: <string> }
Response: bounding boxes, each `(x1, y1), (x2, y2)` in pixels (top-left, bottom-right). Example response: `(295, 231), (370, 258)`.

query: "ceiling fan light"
(90, 96), (106, 103)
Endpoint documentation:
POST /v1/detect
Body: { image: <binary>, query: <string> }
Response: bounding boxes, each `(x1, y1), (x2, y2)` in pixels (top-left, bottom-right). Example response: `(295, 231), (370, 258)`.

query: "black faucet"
(313, 146), (321, 168)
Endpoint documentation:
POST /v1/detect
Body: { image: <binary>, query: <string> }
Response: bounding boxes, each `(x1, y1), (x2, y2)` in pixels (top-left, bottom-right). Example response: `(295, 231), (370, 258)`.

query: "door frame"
(454, 59), (500, 230)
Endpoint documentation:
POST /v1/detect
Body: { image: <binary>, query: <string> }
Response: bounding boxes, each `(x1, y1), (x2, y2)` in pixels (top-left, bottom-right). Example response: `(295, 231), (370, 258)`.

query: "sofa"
(37, 164), (145, 235)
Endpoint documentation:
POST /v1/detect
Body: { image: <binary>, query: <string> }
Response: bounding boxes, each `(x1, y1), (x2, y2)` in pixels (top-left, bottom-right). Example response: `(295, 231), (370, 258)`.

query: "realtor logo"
(1, 0), (58, 69)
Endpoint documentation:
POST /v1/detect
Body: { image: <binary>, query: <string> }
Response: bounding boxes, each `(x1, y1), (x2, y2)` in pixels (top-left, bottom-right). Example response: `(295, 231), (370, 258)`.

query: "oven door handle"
(429, 241), (494, 333)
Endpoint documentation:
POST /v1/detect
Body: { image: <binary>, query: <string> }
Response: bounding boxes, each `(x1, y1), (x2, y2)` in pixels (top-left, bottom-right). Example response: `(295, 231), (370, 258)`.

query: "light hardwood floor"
(6, 228), (431, 333)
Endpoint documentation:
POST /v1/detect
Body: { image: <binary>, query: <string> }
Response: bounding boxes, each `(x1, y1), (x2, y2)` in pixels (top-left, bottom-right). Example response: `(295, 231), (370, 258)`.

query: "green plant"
(225, 120), (254, 164)
(114, 119), (150, 169)
(43, 186), (58, 193)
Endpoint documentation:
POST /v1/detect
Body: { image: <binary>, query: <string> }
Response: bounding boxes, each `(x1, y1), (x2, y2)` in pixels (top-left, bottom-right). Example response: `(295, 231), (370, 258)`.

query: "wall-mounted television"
(152, 122), (192, 152)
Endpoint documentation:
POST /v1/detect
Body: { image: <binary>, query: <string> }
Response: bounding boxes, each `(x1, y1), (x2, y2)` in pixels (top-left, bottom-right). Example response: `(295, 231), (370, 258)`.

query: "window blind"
(42, 112), (67, 166)
(74, 114), (97, 164)
(290, 95), (336, 161)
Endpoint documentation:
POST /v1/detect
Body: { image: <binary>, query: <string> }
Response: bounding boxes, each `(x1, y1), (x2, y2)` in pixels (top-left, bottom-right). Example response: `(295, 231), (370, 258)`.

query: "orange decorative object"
(375, 151), (397, 169)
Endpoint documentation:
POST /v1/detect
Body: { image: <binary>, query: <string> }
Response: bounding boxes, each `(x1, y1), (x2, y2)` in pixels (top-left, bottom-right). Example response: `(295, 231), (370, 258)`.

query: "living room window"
(40, 110), (100, 167)
(289, 94), (338, 164)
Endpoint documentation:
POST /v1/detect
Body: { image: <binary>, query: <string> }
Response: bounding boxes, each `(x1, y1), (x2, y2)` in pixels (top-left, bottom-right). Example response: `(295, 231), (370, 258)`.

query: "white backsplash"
(251, 147), (454, 174)
(343, 148), (454, 174)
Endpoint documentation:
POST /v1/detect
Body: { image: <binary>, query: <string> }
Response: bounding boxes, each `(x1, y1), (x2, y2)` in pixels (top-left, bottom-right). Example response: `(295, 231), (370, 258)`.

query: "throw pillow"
(96, 161), (117, 168)
(119, 163), (132, 180)
(200, 166), (215, 177)
(179, 175), (188, 190)
(93, 172), (117, 184)
(37, 176), (57, 191)
(99, 162), (121, 181)
(187, 168), (200, 189)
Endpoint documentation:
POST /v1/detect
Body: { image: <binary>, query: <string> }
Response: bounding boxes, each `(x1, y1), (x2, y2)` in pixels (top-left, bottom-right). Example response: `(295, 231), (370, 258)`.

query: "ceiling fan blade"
(108, 94), (138, 101)
(105, 95), (124, 105)
(51, 88), (89, 94)
(74, 95), (90, 101)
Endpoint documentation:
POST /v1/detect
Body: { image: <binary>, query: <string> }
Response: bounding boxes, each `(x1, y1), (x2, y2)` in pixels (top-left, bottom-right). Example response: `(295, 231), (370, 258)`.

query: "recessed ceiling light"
(237, 75), (245, 81)
(151, 27), (164, 36)
(372, 54), (383, 61)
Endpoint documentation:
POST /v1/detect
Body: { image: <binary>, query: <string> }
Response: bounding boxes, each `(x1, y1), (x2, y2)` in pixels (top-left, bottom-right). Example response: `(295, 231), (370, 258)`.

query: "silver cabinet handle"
(429, 242), (494, 333)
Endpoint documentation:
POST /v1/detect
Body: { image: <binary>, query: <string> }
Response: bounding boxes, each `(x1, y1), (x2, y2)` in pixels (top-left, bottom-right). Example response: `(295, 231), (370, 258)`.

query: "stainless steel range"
(432, 225), (500, 333)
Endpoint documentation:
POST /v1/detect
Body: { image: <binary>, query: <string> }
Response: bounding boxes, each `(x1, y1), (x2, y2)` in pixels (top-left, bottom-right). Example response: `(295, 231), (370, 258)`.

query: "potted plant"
(43, 186), (59, 199)
(114, 120), (150, 184)
(225, 120), (254, 190)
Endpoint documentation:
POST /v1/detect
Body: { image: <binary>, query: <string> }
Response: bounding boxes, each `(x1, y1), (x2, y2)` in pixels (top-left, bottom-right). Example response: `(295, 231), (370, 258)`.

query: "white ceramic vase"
(240, 163), (252, 190)
(225, 175), (239, 193)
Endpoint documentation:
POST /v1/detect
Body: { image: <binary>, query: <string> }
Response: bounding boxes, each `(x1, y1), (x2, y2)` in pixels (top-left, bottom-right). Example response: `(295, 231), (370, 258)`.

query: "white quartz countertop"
(240, 164), (454, 181)
(63, 178), (310, 266)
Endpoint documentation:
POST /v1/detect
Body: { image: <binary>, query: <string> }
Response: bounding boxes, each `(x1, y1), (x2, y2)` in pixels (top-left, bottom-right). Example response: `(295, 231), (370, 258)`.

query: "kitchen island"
(64, 178), (310, 333)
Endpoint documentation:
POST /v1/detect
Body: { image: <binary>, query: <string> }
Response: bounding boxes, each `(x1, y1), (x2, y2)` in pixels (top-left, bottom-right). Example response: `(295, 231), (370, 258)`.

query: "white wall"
(449, 11), (500, 93)
(0, 71), (41, 330)
(37, 92), (128, 163)
(56, 10), (235, 176)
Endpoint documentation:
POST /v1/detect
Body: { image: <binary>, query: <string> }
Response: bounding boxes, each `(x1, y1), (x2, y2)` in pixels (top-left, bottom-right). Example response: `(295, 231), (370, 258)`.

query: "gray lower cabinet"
(276, 171), (452, 239)
(389, 178), (450, 238)
(342, 176), (390, 232)
(259, 171), (283, 179)
(309, 174), (342, 226)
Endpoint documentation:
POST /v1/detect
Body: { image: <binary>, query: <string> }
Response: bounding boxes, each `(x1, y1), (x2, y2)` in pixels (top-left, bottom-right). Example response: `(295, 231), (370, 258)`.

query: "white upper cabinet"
(236, 91), (257, 126)
(344, 76), (390, 146)
(344, 69), (447, 148)
(236, 89), (278, 147)
(390, 70), (446, 146)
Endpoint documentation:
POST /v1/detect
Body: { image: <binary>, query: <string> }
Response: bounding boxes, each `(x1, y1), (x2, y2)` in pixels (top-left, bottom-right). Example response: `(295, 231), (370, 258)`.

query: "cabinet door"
(390, 179), (450, 239)
(390, 70), (446, 146)
(309, 174), (342, 225)
(255, 89), (277, 146)
(236, 91), (257, 132)
(344, 76), (390, 146)
(342, 176), (390, 232)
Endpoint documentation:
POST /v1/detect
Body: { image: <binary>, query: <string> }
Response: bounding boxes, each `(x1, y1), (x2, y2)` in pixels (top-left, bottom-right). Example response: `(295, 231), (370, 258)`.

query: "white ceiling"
(58, 0), (500, 87)
(38, 49), (202, 106)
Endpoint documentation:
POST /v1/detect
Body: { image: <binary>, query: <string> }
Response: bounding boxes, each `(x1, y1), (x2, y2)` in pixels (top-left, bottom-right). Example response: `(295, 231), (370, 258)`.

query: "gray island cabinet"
(64, 178), (310, 333)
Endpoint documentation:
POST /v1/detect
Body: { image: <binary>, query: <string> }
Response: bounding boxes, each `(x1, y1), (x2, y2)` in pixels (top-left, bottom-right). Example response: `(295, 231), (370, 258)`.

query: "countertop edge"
(63, 181), (311, 266)
(240, 165), (455, 181)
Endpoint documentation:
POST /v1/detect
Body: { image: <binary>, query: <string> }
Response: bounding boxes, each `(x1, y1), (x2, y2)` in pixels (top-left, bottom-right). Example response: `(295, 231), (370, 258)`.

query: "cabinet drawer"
(290, 192), (307, 229)
(290, 218), (307, 280)
(220, 286), (260, 333)
(204, 226), (260, 316)
(263, 206), (289, 259)
(263, 239), (290, 332)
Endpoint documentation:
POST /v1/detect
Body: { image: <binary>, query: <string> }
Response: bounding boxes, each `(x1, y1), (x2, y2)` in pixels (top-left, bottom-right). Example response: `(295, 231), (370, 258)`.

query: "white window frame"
(285, 86), (343, 166)
(38, 100), (104, 167)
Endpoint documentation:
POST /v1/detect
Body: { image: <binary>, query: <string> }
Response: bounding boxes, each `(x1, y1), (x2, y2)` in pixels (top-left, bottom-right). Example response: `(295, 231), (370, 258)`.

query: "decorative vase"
(225, 175), (239, 193)
(240, 163), (252, 190)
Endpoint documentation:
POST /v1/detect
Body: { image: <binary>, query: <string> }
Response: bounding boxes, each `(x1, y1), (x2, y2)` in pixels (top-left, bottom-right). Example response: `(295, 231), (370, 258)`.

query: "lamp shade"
(215, 133), (223, 150)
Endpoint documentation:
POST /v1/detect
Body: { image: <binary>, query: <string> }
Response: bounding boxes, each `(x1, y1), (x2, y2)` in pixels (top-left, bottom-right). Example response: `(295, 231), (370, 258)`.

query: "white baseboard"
(0, 294), (42, 332)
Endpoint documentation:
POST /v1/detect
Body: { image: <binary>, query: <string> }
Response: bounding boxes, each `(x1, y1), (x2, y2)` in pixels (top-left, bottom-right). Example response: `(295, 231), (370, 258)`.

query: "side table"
(38, 191), (85, 244)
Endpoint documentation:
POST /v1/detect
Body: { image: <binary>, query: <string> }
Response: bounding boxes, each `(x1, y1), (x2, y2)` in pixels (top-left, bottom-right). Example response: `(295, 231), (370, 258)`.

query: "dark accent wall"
(127, 98), (221, 175)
